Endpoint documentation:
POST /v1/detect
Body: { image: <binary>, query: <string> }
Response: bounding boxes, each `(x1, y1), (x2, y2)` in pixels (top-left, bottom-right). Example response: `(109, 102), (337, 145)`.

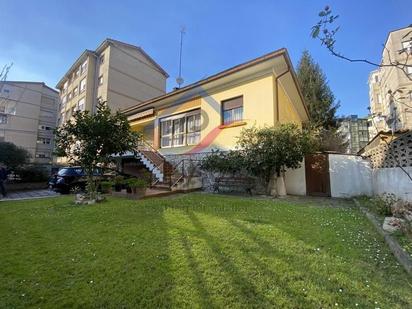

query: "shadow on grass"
(185, 210), (273, 307)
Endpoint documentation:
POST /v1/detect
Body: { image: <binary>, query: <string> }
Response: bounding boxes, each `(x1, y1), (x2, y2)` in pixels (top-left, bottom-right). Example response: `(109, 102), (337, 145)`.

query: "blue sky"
(0, 0), (410, 117)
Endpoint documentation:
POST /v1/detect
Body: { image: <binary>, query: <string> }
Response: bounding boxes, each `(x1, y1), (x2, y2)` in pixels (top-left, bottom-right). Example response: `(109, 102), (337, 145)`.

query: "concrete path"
(0, 189), (60, 202)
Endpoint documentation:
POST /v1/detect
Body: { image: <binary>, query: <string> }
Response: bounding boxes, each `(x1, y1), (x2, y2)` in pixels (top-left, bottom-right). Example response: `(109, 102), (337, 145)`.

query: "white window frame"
(80, 60), (88, 74)
(80, 78), (87, 92)
(222, 96), (244, 125)
(160, 109), (201, 148)
(77, 98), (85, 111)
(98, 75), (103, 86)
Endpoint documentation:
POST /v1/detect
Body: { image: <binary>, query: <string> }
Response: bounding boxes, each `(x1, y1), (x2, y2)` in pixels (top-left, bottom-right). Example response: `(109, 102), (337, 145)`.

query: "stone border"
(353, 198), (412, 276)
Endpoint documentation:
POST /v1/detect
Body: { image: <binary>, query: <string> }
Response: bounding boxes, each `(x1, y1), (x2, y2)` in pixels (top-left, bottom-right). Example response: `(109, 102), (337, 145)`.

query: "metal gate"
(305, 154), (331, 197)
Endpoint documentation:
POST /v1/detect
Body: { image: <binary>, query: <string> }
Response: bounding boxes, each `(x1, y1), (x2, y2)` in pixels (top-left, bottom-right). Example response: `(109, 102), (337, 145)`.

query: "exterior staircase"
(135, 141), (184, 190)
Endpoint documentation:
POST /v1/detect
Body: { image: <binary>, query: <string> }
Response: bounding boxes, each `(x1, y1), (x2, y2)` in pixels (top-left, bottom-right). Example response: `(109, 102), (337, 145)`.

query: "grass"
(1, 193), (411, 308)
(357, 196), (412, 259)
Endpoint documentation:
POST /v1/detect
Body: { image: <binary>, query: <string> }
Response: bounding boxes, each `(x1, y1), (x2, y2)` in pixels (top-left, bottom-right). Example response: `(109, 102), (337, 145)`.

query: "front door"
(305, 154), (331, 197)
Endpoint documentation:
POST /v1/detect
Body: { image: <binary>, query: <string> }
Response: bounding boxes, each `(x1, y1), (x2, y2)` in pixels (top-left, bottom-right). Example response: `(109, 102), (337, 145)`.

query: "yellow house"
(121, 48), (309, 186)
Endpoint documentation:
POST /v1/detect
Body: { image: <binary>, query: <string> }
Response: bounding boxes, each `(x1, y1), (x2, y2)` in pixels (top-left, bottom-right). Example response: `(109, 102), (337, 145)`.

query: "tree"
(296, 50), (347, 151)
(54, 103), (140, 199)
(297, 50), (339, 129)
(237, 124), (314, 196)
(312, 6), (412, 81)
(0, 141), (30, 169)
(311, 6), (412, 181)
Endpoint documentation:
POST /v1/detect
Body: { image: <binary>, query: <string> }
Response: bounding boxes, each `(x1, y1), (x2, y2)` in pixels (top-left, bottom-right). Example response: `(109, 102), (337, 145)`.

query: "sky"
(0, 0), (410, 117)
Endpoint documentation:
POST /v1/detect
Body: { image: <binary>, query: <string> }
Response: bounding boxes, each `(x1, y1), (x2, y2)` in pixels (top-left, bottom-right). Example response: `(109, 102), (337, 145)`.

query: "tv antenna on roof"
(176, 26), (186, 88)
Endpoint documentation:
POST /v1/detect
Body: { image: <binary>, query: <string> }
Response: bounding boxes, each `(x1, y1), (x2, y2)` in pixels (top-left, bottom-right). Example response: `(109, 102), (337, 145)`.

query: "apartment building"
(368, 26), (412, 136)
(0, 81), (59, 165)
(337, 115), (370, 154)
(55, 38), (168, 126)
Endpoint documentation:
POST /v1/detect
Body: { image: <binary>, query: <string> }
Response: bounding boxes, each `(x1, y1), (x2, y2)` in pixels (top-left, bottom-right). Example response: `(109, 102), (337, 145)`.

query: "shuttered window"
(222, 96), (243, 125)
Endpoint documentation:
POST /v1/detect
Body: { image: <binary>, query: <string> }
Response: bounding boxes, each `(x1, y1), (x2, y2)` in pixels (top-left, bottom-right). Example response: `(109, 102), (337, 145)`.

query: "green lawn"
(1, 194), (411, 308)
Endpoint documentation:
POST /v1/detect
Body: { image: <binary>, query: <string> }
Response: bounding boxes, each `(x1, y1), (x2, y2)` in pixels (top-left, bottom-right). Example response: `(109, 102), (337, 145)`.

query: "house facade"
(0, 81), (59, 167)
(122, 48), (309, 186)
(368, 26), (412, 135)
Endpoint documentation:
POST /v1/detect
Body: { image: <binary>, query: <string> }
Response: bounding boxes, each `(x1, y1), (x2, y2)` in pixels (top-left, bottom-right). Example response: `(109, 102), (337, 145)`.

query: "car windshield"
(57, 168), (84, 176)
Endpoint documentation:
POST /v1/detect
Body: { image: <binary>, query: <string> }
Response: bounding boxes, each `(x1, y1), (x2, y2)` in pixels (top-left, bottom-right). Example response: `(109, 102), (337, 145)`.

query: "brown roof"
(123, 47), (309, 117)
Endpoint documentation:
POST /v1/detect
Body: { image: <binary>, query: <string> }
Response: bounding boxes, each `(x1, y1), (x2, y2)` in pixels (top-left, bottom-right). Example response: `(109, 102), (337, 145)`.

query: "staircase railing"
(136, 139), (166, 185)
(168, 158), (203, 188)
(136, 138), (204, 189)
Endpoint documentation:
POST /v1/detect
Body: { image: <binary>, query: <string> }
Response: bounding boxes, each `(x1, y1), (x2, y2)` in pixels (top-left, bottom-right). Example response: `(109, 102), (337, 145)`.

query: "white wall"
(372, 167), (412, 202)
(329, 154), (373, 198)
(285, 160), (306, 196)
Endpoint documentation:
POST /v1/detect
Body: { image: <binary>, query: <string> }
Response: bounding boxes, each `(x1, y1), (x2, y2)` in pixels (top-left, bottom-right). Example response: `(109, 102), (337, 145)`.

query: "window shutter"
(222, 96), (243, 111)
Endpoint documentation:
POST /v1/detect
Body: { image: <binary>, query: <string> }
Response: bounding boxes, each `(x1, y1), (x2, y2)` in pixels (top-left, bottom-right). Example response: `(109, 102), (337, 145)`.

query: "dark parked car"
(49, 167), (103, 194)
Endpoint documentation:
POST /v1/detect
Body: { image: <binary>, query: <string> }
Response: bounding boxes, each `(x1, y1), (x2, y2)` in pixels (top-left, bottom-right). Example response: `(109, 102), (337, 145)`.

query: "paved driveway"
(0, 189), (60, 201)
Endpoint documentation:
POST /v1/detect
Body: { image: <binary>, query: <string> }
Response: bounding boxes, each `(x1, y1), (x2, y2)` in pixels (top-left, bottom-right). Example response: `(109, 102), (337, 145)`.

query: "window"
(98, 75), (103, 86)
(377, 94), (382, 104)
(68, 92), (72, 100)
(75, 67), (80, 78)
(402, 40), (412, 53)
(99, 54), (105, 64)
(63, 81), (68, 93)
(37, 138), (51, 144)
(160, 110), (201, 148)
(80, 60), (88, 74)
(187, 113), (201, 145)
(73, 86), (78, 97)
(374, 75), (379, 83)
(161, 119), (172, 148)
(0, 102), (16, 115)
(71, 106), (76, 115)
(38, 125), (53, 131)
(172, 118), (186, 146)
(222, 96), (243, 125)
(80, 78), (87, 92)
(407, 66), (412, 75)
(78, 98), (85, 111)
(0, 114), (7, 124)
(36, 152), (50, 158)
(62, 95), (67, 106)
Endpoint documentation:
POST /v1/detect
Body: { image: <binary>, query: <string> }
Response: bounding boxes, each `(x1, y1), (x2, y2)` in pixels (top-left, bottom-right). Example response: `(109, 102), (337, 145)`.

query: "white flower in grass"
(89, 280), (93, 284)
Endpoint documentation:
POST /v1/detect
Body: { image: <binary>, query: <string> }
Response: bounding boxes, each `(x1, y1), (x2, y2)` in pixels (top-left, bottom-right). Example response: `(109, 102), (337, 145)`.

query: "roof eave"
(123, 48), (288, 115)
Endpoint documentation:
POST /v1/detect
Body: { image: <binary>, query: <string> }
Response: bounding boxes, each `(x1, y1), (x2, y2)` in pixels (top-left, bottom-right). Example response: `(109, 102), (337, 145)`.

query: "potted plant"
(114, 175), (124, 192)
(100, 180), (113, 194)
(126, 178), (148, 196)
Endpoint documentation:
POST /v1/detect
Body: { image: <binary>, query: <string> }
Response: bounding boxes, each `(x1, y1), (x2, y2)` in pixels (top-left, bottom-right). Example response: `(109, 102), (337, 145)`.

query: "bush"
(0, 142), (30, 169)
(126, 178), (148, 189)
(366, 193), (399, 216)
(100, 181), (113, 193)
(14, 165), (48, 183)
(200, 150), (246, 175)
